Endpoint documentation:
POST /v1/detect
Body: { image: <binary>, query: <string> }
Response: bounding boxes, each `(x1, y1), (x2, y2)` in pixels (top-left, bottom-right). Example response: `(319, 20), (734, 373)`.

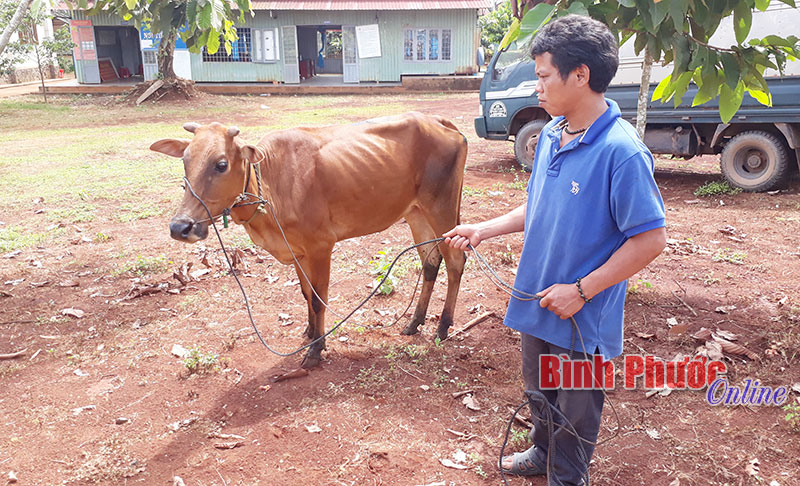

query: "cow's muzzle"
(169, 215), (208, 243)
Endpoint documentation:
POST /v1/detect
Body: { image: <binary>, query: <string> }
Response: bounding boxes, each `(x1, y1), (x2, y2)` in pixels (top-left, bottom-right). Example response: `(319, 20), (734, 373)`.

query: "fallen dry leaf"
(692, 328), (713, 341)
(712, 335), (758, 360)
(791, 383), (800, 394)
(462, 394), (481, 411)
(209, 432), (246, 440)
(697, 341), (724, 362)
(304, 424), (322, 433)
(714, 305), (737, 314)
(61, 308), (85, 319)
(167, 417), (197, 432)
(668, 324), (689, 336)
(666, 317), (679, 328)
(58, 279), (79, 287)
(646, 428), (661, 440)
(714, 330), (737, 341)
(745, 458), (760, 477)
(190, 268), (211, 279)
(439, 458), (469, 470)
(214, 441), (244, 449)
(171, 344), (189, 358)
(172, 262), (193, 286)
(635, 332), (655, 339)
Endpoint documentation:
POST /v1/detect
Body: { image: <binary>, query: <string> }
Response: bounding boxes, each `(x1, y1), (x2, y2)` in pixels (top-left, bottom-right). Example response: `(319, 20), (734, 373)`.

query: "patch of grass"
(496, 243), (516, 266)
(94, 232), (112, 243)
(694, 180), (742, 197)
(0, 99), (71, 112)
(369, 248), (399, 295)
(784, 403), (800, 433)
(627, 279), (653, 295)
(0, 226), (51, 252)
(509, 427), (531, 447)
(355, 365), (388, 389)
(112, 254), (169, 276)
(115, 202), (165, 222)
(462, 185), (485, 198)
(227, 232), (257, 249)
(506, 172), (528, 191)
(183, 346), (221, 374)
(48, 202), (97, 223)
(712, 248), (746, 265)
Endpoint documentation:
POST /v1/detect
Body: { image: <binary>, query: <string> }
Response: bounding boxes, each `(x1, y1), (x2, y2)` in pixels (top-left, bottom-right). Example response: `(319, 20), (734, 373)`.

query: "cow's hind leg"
(294, 250), (332, 369)
(400, 209), (442, 336)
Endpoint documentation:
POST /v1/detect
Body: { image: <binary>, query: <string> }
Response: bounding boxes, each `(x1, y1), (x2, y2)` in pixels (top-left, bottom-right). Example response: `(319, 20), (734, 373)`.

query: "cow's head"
(151, 122), (259, 243)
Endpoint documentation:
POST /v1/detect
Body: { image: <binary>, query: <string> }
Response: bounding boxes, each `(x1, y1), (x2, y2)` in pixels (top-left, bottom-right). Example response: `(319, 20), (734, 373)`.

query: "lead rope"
(184, 173), (618, 485)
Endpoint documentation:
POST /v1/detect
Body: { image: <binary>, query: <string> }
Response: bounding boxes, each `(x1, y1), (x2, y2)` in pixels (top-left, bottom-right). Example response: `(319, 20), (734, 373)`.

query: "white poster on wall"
(356, 24), (381, 58)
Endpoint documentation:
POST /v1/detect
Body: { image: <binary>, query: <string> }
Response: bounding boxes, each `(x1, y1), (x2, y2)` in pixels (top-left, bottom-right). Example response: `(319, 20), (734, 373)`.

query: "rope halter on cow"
(185, 140), (270, 229)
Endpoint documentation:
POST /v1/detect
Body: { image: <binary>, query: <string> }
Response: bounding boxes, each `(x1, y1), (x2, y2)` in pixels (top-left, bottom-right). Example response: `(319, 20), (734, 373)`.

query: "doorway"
(294, 25), (357, 84)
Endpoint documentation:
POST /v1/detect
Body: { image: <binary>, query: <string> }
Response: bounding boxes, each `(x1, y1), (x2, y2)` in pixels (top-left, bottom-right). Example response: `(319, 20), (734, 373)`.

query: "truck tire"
(720, 131), (792, 192)
(514, 119), (548, 171)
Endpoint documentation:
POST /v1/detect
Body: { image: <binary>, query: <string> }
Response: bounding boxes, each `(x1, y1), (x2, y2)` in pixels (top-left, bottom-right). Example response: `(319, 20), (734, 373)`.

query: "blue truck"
(475, 32), (800, 192)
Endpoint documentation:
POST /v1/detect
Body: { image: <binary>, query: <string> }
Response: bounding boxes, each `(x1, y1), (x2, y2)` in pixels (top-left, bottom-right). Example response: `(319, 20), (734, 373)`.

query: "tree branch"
(0, 0), (35, 57)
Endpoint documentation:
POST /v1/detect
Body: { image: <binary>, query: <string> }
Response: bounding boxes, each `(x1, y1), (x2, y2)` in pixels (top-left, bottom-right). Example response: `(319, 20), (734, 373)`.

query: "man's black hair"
(530, 15), (619, 93)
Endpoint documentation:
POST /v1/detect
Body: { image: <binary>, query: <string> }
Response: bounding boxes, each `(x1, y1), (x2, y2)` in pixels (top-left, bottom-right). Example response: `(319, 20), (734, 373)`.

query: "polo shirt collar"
(580, 98), (621, 145)
(545, 98), (621, 146)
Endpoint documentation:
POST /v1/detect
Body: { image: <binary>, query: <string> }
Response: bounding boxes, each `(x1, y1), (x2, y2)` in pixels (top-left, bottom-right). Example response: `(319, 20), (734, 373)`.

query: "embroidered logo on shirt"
(570, 180), (580, 195)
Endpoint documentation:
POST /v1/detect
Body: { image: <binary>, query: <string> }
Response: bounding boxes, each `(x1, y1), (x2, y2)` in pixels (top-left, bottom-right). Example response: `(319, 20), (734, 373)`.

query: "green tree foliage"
(0, 1), (74, 101)
(77, 0), (254, 78)
(504, 0), (800, 123)
(479, 4), (513, 58)
(0, 0), (31, 74)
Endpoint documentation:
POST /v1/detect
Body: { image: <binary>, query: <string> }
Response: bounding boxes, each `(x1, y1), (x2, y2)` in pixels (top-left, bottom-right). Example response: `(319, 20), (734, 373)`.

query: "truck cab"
(475, 12), (800, 192)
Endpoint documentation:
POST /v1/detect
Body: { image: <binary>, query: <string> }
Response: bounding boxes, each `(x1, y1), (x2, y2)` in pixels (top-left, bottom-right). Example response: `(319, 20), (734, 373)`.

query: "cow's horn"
(227, 126), (240, 138)
(183, 122), (200, 133)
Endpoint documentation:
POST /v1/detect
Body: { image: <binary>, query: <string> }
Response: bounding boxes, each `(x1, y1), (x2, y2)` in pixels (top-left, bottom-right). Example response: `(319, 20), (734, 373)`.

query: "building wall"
(71, 9), (481, 83)
(189, 9), (480, 83)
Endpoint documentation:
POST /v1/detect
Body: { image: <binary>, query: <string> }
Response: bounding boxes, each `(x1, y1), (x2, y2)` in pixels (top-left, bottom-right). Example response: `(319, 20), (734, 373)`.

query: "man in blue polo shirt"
(445, 15), (666, 485)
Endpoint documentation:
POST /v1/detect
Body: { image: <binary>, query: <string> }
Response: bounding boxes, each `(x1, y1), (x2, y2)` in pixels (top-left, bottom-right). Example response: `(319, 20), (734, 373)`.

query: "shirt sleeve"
(609, 150), (666, 237)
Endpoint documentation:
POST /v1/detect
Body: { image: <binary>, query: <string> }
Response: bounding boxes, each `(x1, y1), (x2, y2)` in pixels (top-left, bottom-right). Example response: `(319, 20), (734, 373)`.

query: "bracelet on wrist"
(575, 277), (592, 303)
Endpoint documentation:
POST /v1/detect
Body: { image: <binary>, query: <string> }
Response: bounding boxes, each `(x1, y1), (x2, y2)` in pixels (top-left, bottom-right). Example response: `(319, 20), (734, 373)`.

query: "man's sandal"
(501, 447), (546, 476)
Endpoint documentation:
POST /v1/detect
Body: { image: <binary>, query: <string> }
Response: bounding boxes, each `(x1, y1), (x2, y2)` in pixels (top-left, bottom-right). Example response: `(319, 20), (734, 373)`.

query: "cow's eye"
(215, 160), (228, 173)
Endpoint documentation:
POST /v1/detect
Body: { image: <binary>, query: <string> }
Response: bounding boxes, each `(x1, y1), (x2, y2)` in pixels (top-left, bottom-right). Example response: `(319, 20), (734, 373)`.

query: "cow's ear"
(150, 139), (190, 158)
(241, 144), (263, 163)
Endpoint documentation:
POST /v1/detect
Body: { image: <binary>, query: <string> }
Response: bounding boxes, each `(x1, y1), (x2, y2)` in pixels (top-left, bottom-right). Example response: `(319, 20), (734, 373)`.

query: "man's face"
(533, 52), (579, 117)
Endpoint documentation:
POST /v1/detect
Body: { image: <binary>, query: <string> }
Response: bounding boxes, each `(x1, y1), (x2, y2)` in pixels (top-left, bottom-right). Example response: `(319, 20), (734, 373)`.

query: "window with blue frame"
(403, 28), (451, 62)
(202, 28), (252, 62)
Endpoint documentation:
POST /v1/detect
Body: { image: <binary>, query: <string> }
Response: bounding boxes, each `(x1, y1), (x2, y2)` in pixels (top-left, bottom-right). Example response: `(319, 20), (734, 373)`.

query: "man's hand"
(443, 224), (483, 251)
(537, 283), (585, 319)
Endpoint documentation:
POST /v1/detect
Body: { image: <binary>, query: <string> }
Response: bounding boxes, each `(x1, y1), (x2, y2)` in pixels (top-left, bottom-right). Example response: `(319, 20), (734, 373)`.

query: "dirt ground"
(1, 92), (800, 486)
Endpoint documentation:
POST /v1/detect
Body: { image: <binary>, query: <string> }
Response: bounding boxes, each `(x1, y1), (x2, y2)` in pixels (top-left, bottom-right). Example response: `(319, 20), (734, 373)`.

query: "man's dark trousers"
(521, 333), (606, 486)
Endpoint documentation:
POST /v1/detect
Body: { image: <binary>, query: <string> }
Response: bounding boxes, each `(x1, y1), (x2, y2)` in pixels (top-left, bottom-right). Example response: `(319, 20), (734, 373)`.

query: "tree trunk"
(0, 0), (34, 57)
(636, 47), (653, 140)
(34, 40), (47, 103)
(157, 29), (176, 80)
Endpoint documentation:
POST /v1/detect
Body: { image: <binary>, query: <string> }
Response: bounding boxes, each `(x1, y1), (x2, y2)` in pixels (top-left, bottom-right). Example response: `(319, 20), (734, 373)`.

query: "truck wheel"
(720, 131), (791, 192)
(514, 119), (548, 171)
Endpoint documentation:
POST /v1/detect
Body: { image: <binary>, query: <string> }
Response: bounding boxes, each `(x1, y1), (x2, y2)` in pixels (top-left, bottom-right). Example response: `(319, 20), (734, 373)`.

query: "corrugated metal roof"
(251, 0), (491, 10)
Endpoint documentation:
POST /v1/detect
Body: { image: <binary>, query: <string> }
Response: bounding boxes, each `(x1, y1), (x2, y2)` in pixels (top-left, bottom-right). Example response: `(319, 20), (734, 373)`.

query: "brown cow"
(151, 112), (467, 368)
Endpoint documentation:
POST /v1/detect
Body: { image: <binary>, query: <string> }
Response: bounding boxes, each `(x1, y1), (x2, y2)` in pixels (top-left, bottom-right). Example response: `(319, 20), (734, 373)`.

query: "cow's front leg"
(294, 250), (332, 369)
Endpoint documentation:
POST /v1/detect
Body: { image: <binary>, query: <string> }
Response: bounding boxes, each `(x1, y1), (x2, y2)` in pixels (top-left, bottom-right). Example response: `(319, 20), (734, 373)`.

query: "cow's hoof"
(301, 354), (322, 369)
(400, 323), (420, 336)
(436, 326), (449, 342)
